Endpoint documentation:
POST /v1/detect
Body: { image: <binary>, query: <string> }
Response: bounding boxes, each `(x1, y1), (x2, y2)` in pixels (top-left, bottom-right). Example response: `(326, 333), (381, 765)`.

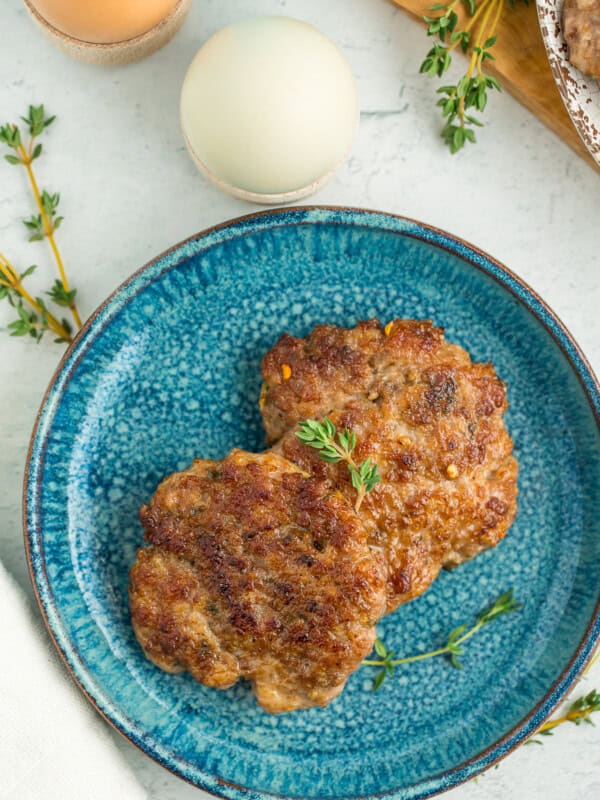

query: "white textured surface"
(0, 0), (598, 798)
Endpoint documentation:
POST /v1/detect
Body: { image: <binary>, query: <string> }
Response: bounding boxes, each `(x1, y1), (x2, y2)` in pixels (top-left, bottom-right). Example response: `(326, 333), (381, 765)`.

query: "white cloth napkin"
(0, 559), (146, 800)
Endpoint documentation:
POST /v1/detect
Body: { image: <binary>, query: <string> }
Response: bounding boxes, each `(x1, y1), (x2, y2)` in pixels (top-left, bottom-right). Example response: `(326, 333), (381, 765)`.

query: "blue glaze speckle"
(25, 208), (600, 800)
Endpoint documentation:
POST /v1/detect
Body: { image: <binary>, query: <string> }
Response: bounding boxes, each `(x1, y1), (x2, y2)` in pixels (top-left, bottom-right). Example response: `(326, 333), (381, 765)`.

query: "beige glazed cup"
(23, 0), (192, 65)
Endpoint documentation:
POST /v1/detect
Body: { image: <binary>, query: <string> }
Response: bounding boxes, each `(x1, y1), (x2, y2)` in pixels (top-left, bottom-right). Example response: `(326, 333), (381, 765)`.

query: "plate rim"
(23, 205), (600, 800)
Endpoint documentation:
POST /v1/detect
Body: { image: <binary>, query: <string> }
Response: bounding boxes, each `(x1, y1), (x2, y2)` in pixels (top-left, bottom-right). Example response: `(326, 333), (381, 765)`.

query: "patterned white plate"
(537, 0), (600, 166)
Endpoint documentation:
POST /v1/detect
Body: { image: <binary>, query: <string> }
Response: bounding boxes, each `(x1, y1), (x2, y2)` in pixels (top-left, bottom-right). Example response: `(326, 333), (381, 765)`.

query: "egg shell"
(28, 0), (180, 44)
(24, 0), (190, 65)
(180, 17), (359, 201)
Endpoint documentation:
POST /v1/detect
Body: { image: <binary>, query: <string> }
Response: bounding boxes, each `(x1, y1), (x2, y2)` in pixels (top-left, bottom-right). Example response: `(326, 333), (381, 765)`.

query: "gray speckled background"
(0, 0), (598, 798)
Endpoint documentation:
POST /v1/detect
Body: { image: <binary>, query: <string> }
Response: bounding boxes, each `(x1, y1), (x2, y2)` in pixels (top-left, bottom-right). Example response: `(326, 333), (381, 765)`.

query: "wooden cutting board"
(390, 0), (599, 172)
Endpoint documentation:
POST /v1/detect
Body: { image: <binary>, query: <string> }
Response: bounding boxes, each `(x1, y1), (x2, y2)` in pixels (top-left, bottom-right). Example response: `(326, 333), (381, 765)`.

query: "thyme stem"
(323, 436), (368, 511)
(364, 616), (486, 667)
(364, 589), (521, 689)
(584, 650), (600, 675)
(17, 141), (81, 329)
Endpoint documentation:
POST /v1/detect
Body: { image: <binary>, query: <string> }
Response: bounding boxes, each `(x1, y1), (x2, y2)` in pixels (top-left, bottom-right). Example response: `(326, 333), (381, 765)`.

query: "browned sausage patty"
(262, 319), (518, 612)
(563, 0), (600, 79)
(129, 449), (386, 713)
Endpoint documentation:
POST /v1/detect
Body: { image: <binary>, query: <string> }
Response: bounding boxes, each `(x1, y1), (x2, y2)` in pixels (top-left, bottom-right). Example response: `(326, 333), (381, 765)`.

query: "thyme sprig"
(0, 254), (72, 342)
(526, 651), (600, 743)
(420, 0), (526, 153)
(295, 418), (381, 512)
(0, 104), (81, 338)
(525, 691), (600, 745)
(364, 589), (521, 690)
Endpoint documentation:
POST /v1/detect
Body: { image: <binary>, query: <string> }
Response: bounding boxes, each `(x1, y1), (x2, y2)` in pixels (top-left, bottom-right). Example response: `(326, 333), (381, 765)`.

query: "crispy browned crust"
(129, 450), (386, 713)
(263, 320), (519, 612)
(563, 0), (600, 79)
(261, 319), (467, 442)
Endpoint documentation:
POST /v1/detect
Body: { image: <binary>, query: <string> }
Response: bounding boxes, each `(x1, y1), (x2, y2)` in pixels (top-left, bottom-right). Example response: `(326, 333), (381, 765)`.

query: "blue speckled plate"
(25, 207), (600, 800)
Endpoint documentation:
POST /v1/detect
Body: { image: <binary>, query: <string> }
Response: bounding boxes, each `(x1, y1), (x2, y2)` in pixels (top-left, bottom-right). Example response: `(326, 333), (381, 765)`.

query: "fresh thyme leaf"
(23, 215), (41, 230)
(348, 464), (363, 492)
(23, 213), (44, 241)
(295, 419), (380, 511)
(41, 189), (60, 218)
(0, 123), (22, 150)
(374, 638), (388, 658)
(21, 104), (55, 137)
(478, 589), (522, 624)
(373, 670), (387, 691)
(7, 299), (44, 341)
(46, 279), (77, 308)
(449, 652), (463, 669)
(363, 589), (522, 688)
(362, 459), (381, 492)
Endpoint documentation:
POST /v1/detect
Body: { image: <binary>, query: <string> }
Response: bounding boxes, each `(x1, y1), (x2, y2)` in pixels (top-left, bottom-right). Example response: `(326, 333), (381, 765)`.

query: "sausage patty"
(563, 0), (600, 79)
(262, 319), (518, 612)
(129, 449), (387, 713)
